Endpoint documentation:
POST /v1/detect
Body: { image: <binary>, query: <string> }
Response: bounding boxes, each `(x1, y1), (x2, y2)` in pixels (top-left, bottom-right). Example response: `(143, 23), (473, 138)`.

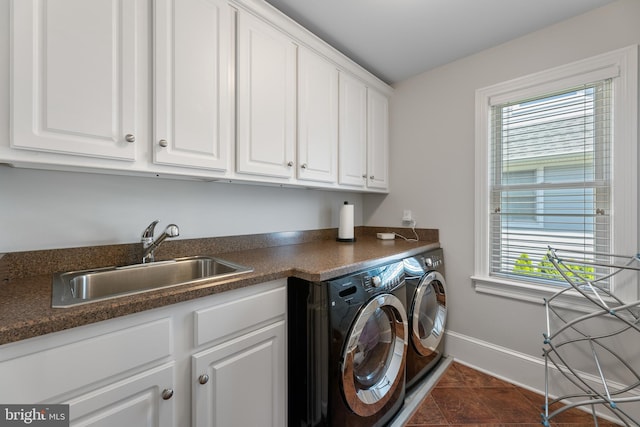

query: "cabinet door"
(338, 73), (368, 188)
(192, 321), (286, 427)
(297, 47), (338, 183)
(153, 0), (232, 171)
(236, 10), (297, 179)
(66, 363), (175, 427)
(367, 88), (390, 190)
(11, 0), (137, 161)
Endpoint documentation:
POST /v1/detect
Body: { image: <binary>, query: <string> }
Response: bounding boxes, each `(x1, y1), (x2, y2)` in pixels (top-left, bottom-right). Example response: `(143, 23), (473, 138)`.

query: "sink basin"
(52, 256), (252, 308)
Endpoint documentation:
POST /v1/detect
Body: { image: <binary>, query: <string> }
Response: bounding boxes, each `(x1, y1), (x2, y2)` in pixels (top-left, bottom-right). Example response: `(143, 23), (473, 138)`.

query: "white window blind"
(489, 80), (612, 286)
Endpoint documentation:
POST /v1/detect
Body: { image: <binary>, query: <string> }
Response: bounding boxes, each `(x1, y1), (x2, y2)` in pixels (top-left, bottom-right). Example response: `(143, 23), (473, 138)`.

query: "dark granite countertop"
(0, 227), (439, 345)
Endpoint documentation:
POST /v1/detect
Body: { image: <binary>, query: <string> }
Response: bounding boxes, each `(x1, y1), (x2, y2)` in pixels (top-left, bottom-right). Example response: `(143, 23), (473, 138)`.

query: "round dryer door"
(341, 293), (408, 417)
(411, 270), (447, 356)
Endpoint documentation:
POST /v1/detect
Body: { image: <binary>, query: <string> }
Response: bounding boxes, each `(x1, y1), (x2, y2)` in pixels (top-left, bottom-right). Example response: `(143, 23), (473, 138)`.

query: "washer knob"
(371, 276), (382, 287)
(425, 258), (434, 268)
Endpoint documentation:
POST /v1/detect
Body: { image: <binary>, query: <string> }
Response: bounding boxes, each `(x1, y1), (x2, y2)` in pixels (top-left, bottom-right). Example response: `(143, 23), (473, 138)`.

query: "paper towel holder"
(337, 201), (356, 242)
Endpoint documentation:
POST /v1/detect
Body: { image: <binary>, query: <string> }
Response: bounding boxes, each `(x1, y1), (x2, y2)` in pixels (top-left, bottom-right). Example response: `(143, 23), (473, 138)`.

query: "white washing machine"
(403, 248), (447, 390)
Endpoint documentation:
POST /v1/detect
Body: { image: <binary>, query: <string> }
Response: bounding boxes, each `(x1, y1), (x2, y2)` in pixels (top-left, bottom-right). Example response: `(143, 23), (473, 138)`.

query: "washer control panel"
(329, 260), (405, 306)
(424, 254), (443, 269)
(362, 261), (404, 293)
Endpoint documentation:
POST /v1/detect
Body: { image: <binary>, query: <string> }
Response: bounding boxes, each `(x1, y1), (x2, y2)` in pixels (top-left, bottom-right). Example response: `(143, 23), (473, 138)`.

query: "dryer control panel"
(404, 248), (445, 277)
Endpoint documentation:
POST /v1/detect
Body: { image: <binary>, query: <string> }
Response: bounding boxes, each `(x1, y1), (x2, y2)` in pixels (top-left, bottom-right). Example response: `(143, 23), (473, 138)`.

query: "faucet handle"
(142, 220), (159, 239)
(164, 224), (180, 237)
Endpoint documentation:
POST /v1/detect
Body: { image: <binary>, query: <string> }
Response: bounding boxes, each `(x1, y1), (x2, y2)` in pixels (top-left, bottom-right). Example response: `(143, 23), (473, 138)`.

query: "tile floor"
(404, 361), (618, 426)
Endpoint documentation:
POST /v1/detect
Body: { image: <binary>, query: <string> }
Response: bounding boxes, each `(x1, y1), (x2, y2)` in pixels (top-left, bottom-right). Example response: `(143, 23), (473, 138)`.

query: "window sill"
(471, 275), (621, 314)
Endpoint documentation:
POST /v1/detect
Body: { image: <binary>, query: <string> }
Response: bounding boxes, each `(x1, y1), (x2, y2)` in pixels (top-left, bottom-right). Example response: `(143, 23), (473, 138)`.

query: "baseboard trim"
(445, 329), (640, 424)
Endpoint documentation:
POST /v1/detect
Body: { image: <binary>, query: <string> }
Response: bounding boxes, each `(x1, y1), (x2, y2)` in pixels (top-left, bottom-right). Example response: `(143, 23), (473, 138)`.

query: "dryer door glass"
(412, 271), (447, 356)
(341, 293), (408, 417)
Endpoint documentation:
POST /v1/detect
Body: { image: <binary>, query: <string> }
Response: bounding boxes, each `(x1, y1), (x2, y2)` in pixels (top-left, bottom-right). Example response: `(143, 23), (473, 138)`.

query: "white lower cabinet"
(0, 280), (287, 427)
(0, 317), (174, 425)
(66, 363), (175, 427)
(191, 279), (287, 426)
(192, 321), (286, 426)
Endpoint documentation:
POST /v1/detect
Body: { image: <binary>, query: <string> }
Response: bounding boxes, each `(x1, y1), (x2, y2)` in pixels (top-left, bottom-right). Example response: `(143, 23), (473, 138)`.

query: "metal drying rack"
(542, 246), (640, 426)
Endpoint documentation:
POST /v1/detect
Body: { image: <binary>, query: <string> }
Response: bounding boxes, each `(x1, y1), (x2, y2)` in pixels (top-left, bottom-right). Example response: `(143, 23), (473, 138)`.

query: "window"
(474, 46), (638, 304)
(492, 83), (609, 285)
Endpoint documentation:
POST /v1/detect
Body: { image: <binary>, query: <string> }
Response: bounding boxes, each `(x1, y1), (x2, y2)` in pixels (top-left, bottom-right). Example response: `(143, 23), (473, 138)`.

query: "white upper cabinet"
(153, 0), (233, 172)
(6, 0), (391, 191)
(338, 73), (368, 188)
(338, 75), (390, 191)
(366, 88), (390, 190)
(11, 0), (138, 161)
(297, 47), (339, 183)
(236, 10), (297, 179)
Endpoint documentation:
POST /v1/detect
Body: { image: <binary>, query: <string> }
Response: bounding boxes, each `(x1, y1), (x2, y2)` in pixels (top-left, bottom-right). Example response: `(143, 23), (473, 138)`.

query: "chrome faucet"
(141, 220), (180, 263)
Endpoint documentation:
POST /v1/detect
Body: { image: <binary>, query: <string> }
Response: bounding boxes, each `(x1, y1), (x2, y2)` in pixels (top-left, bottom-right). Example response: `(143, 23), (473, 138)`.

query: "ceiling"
(263, 0), (617, 84)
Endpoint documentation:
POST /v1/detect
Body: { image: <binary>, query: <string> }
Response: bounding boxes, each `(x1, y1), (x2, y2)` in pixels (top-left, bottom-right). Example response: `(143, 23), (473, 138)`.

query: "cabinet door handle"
(125, 134), (136, 143)
(287, 161), (294, 167)
(161, 388), (174, 400)
(370, 175), (375, 180)
(301, 163), (307, 169)
(198, 374), (210, 385)
(362, 174), (367, 179)
(158, 139), (168, 148)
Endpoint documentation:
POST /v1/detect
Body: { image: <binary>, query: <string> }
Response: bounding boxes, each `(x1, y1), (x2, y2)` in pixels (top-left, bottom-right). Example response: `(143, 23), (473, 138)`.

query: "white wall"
(0, 167), (363, 252)
(0, 0), (363, 253)
(365, 0), (640, 402)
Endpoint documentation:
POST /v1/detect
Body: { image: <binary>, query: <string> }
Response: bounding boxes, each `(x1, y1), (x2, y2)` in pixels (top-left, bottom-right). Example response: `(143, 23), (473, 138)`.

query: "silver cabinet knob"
(287, 161), (294, 167)
(161, 389), (174, 400)
(125, 134), (135, 143)
(198, 374), (209, 385)
(301, 163), (307, 169)
(370, 175), (375, 179)
(158, 139), (168, 148)
(362, 174), (367, 179)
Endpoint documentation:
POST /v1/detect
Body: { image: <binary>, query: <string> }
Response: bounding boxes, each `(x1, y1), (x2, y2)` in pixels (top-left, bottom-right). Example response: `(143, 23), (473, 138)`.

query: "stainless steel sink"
(52, 256), (252, 308)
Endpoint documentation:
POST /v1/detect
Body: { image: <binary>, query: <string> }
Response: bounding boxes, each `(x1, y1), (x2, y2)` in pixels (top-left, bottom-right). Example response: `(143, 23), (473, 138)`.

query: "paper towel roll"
(338, 201), (355, 242)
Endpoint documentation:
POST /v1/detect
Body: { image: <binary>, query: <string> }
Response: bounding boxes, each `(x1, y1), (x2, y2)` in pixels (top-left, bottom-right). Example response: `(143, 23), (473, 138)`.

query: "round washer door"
(341, 293), (408, 417)
(411, 270), (447, 357)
